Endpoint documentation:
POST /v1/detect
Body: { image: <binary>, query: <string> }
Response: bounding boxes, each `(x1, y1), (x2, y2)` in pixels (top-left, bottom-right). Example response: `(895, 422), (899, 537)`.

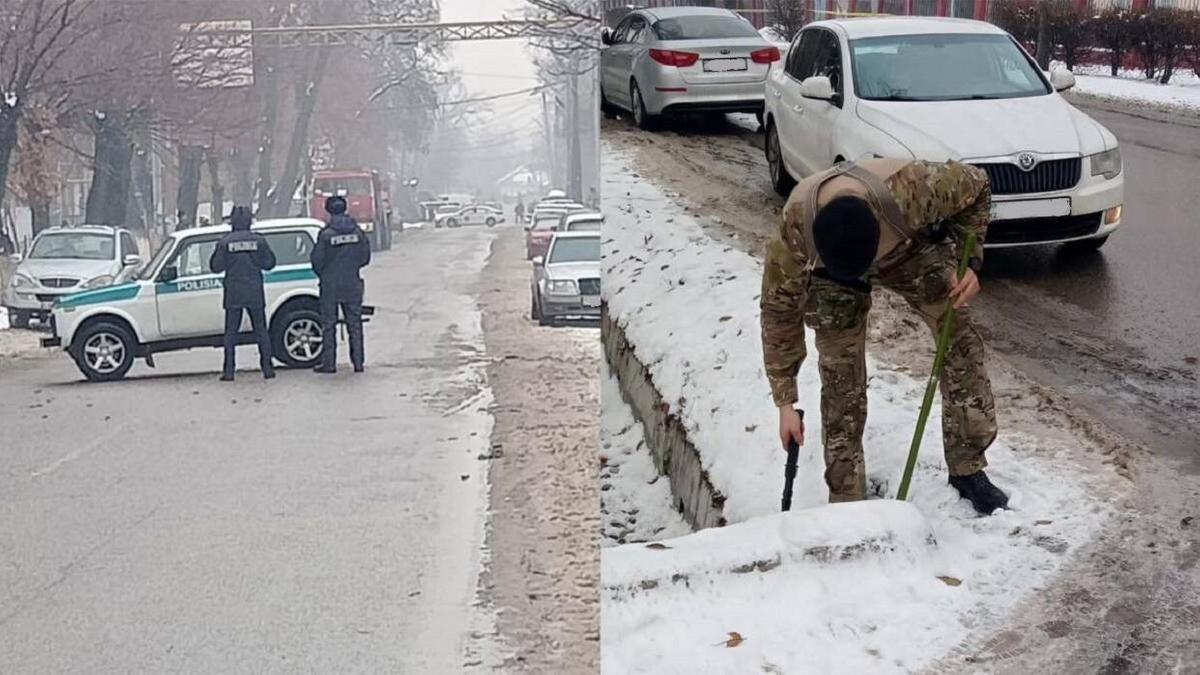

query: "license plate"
(582, 296), (601, 308)
(703, 58), (747, 73)
(991, 198), (1071, 220)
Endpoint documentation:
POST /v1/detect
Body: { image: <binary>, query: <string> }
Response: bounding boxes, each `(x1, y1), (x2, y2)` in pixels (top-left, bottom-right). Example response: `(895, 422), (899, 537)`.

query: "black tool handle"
(781, 408), (805, 512)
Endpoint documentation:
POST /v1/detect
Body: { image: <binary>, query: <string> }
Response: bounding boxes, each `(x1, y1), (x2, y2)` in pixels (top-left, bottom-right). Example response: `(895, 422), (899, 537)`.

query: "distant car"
(764, 17), (1124, 249)
(436, 204), (506, 228)
(531, 231), (601, 325)
(600, 6), (780, 129)
(525, 206), (589, 259)
(431, 203), (463, 227)
(39, 218), (372, 382)
(561, 211), (605, 232)
(3, 225), (142, 329)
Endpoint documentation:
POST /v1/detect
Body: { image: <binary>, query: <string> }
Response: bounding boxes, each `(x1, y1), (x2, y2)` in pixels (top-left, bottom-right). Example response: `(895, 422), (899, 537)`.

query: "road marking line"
(30, 424), (125, 479)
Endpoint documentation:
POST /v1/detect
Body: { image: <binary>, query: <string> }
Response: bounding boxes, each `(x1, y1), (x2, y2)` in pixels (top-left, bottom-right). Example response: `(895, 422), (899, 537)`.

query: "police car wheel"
(446, 218), (459, 228)
(73, 321), (135, 382)
(486, 217), (496, 227)
(273, 307), (324, 368)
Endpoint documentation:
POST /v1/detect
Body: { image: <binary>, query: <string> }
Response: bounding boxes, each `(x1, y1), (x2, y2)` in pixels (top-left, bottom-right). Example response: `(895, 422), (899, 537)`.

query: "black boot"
(353, 364), (364, 374)
(220, 372), (235, 382)
(949, 471), (1009, 515)
(263, 369), (276, 380)
(313, 364), (337, 374)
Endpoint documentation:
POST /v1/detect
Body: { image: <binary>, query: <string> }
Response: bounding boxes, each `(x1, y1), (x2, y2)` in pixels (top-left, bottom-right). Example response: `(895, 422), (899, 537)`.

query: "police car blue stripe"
(57, 283), (140, 308)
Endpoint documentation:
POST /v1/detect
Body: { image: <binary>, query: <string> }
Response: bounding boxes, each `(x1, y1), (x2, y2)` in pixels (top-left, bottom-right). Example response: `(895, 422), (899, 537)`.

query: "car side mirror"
(122, 253), (141, 267)
(532, 256), (544, 266)
(799, 76), (837, 102)
(1048, 68), (1076, 92)
(601, 27), (613, 46)
(158, 265), (178, 283)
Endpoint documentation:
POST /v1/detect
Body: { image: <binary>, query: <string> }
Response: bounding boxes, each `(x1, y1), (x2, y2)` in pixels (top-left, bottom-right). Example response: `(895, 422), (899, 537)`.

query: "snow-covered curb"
(1069, 64), (1200, 115)
(600, 144), (1116, 672)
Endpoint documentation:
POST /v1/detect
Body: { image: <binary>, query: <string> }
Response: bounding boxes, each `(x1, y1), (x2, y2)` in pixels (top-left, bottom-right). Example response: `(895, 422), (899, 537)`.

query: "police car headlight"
(82, 275), (114, 289)
(547, 279), (578, 296)
(13, 272), (35, 288)
(1090, 147), (1121, 180)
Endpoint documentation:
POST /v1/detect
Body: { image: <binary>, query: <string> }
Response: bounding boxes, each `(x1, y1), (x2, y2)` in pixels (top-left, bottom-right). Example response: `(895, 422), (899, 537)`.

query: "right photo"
(598, 1), (1200, 673)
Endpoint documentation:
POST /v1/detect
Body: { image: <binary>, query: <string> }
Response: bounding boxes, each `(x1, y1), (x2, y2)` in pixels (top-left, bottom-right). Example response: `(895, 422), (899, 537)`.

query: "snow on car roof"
(564, 211), (604, 223)
(815, 16), (1007, 39)
(174, 217), (325, 239)
(552, 230), (600, 240)
(42, 224), (119, 234)
(643, 6), (737, 19)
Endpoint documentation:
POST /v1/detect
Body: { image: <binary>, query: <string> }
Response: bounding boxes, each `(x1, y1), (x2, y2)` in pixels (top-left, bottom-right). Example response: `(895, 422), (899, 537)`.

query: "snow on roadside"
(600, 144), (1116, 672)
(601, 359), (692, 547)
(1069, 63), (1200, 114)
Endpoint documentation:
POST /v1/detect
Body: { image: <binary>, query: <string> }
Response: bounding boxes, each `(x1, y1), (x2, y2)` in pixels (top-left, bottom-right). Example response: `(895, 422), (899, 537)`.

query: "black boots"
(313, 365), (337, 374)
(949, 471), (1009, 515)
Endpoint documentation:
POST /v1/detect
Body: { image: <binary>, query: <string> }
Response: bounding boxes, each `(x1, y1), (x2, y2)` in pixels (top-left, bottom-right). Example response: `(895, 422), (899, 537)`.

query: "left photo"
(0, 0), (602, 672)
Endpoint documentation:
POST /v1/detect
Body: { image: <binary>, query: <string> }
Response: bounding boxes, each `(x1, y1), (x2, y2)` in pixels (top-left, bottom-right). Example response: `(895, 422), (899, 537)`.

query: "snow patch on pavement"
(600, 145), (1114, 672)
(1070, 64), (1200, 114)
(601, 359), (692, 547)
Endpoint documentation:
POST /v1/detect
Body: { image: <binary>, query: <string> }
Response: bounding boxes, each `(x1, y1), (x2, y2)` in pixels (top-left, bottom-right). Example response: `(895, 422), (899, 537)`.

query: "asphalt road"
(0, 227), (499, 671)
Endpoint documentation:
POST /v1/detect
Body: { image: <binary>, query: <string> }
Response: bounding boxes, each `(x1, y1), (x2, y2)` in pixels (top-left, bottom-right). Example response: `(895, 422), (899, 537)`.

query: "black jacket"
(311, 214), (371, 301)
(210, 223), (277, 309)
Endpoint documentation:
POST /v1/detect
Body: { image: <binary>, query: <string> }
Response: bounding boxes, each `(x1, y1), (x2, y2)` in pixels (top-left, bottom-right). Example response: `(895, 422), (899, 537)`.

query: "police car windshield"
(851, 34), (1051, 101)
(548, 237), (600, 264)
(137, 240), (175, 280)
(29, 232), (114, 260)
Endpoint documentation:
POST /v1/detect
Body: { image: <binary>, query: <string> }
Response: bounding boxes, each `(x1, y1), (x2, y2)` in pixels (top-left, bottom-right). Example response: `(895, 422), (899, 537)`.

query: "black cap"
(325, 195), (348, 215)
(229, 205), (253, 231)
(811, 196), (880, 281)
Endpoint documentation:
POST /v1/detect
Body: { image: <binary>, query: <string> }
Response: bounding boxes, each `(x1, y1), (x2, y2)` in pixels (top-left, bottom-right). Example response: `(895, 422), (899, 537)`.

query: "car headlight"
(547, 279), (578, 295)
(1090, 147), (1121, 179)
(82, 275), (114, 289)
(13, 273), (35, 288)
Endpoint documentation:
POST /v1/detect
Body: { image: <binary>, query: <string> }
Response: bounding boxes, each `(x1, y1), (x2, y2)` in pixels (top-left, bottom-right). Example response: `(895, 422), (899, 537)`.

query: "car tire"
(1063, 234), (1110, 252)
(630, 80), (656, 131)
(486, 217), (496, 227)
(72, 320), (136, 382)
(766, 122), (797, 197)
(272, 303), (324, 369)
(9, 309), (31, 329)
(537, 298), (553, 327)
(446, 218), (459, 228)
(531, 292), (541, 321)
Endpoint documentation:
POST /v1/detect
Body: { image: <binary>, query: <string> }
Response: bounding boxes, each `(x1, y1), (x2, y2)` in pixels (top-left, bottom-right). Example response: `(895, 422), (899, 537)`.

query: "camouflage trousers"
(804, 242), (997, 502)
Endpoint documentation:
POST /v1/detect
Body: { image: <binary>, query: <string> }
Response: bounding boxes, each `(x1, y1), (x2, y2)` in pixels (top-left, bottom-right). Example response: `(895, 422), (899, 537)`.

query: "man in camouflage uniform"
(760, 158), (1008, 515)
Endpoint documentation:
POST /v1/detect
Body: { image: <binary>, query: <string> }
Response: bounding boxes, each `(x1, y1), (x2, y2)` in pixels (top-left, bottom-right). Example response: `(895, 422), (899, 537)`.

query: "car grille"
(39, 277), (79, 288)
(578, 278), (601, 296)
(987, 212), (1102, 245)
(972, 158), (1081, 195)
(35, 293), (61, 303)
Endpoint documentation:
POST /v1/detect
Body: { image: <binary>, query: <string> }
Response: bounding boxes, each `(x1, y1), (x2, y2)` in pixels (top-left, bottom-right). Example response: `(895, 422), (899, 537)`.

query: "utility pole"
(567, 67), (583, 201)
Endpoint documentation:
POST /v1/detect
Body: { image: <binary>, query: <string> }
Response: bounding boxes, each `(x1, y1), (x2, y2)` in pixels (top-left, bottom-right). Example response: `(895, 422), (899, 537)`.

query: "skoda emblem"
(720, 48), (731, 55)
(1016, 152), (1038, 172)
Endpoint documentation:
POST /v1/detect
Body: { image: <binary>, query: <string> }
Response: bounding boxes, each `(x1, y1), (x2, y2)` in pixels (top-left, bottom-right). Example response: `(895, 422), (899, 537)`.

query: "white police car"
(41, 218), (368, 382)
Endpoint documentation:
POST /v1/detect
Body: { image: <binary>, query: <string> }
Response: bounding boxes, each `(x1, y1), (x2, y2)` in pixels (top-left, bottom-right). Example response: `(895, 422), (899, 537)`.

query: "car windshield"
(566, 219), (602, 232)
(314, 177), (373, 197)
(136, 239), (175, 280)
(653, 15), (759, 40)
(533, 214), (564, 231)
(851, 34), (1050, 101)
(29, 232), (114, 260)
(549, 237), (600, 264)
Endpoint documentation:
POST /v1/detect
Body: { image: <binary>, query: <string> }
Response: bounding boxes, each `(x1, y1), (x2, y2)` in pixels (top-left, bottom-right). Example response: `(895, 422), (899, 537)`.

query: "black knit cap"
(811, 196), (880, 281)
(325, 195), (348, 215)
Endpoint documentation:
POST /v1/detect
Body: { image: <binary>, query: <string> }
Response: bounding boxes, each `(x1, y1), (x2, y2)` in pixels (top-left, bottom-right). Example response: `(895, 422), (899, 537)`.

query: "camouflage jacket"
(760, 160), (991, 406)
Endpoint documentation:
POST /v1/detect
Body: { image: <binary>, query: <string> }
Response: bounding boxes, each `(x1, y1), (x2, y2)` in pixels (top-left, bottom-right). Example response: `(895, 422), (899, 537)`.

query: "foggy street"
(0, 223), (598, 671)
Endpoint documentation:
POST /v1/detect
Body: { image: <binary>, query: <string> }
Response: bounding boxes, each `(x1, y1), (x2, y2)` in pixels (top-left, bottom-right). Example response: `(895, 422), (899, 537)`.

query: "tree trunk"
(30, 199), (51, 236)
(206, 147), (224, 223)
(567, 69), (583, 201)
(255, 65), (280, 215)
(266, 47), (331, 218)
(130, 142), (155, 233)
(230, 146), (254, 206)
(0, 108), (20, 212)
(176, 145), (204, 230)
(1035, 2), (1051, 70)
(85, 113), (135, 226)
(1109, 43), (1121, 77)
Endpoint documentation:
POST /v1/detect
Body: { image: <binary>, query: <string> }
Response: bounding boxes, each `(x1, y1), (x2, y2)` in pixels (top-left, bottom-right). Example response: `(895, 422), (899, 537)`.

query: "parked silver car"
(2, 225), (141, 328)
(600, 6), (780, 129)
(531, 231), (601, 326)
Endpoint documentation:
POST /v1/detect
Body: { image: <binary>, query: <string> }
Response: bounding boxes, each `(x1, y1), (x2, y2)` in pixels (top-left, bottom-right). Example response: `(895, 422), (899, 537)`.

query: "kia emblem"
(1016, 152), (1038, 172)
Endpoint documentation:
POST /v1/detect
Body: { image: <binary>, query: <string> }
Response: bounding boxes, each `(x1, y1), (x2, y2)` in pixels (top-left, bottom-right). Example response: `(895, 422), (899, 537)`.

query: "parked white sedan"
(764, 17), (1123, 249)
(436, 204), (505, 228)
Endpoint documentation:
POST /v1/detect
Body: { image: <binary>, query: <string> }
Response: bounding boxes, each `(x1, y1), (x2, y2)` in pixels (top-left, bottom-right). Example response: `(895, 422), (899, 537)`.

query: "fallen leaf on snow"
(645, 542), (670, 550)
(937, 576), (962, 587)
(720, 631), (745, 648)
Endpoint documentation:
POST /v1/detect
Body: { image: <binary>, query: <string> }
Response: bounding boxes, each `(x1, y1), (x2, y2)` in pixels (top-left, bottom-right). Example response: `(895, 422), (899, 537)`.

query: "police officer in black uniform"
(209, 206), (277, 381)
(311, 195), (371, 374)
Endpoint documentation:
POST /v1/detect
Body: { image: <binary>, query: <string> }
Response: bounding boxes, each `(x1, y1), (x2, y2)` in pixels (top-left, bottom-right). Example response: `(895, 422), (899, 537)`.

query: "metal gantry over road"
(189, 18), (591, 49)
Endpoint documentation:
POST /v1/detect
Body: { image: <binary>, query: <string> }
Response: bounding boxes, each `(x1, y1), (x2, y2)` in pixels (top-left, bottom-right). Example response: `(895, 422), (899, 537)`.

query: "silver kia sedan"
(600, 6), (780, 129)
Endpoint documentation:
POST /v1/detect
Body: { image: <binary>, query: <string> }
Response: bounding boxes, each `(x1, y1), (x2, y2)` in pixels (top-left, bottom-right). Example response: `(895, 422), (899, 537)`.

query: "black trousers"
(223, 306), (273, 375)
(320, 294), (364, 369)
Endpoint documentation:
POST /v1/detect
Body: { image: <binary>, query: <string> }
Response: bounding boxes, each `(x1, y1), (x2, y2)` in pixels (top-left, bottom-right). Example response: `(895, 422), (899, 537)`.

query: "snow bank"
(601, 360), (692, 547)
(600, 145), (1113, 672)
(1069, 64), (1200, 114)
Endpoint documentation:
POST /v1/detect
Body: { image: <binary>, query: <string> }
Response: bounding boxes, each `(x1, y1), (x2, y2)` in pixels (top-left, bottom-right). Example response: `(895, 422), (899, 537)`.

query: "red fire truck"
(309, 169), (393, 251)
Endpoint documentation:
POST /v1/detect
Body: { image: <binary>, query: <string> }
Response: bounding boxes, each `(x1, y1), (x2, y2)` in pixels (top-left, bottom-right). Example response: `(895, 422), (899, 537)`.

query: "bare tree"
(766, 0), (806, 43)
